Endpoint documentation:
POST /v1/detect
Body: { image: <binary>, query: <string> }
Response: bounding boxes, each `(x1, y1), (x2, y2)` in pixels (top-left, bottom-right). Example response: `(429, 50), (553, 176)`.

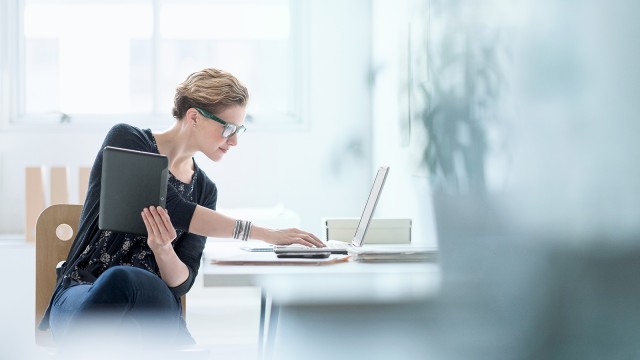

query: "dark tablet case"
(99, 146), (169, 235)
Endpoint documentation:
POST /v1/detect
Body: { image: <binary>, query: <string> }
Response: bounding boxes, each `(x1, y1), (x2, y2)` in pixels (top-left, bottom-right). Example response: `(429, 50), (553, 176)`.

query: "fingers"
(290, 229), (325, 248)
(293, 237), (317, 248)
(141, 209), (155, 238)
(142, 207), (161, 238)
(298, 232), (325, 247)
(149, 206), (169, 238)
(142, 206), (176, 241)
(159, 207), (173, 229)
(159, 207), (177, 239)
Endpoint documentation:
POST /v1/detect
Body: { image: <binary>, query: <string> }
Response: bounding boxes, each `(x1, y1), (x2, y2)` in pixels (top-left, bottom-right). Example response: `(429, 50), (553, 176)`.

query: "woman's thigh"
(82, 266), (179, 313)
(49, 284), (91, 341)
(50, 266), (182, 344)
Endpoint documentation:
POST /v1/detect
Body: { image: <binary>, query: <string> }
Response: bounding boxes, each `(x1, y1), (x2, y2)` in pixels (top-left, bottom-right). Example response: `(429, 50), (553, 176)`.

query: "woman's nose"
(227, 134), (238, 146)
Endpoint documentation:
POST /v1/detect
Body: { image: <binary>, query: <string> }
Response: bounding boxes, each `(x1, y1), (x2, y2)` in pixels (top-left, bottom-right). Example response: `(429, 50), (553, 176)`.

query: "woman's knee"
(99, 266), (156, 287)
(95, 266), (177, 309)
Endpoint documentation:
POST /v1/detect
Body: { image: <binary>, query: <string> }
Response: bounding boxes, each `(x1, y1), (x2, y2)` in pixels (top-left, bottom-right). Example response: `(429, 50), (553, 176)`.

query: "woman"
(40, 68), (324, 348)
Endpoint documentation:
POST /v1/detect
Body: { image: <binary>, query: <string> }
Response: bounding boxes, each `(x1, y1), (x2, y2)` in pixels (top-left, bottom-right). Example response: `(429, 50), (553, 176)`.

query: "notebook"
(99, 146), (169, 236)
(347, 246), (438, 263)
(273, 166), (390, 255)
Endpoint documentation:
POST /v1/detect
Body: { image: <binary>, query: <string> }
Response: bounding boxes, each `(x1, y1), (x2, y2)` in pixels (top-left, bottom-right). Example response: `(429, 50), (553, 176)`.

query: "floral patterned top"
(67, 167), (198, 285)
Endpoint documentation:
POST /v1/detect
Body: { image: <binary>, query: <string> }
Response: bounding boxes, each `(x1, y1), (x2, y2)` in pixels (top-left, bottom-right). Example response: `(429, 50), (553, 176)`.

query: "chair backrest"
(35, 204), (83, 346)
(34, 204), (187, 346)
(25, 166), (92, 243)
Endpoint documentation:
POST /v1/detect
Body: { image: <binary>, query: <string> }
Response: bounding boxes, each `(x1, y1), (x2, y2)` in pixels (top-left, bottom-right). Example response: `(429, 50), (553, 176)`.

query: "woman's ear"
(188, 108), (198, 126)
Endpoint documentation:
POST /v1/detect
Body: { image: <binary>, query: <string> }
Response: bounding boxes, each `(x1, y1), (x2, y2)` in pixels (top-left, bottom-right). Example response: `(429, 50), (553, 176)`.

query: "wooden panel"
(25, 167), (46, 243)
(35, 204), (83, 346)
(78, 167), (91, 204)
(50, 167), (69, 205)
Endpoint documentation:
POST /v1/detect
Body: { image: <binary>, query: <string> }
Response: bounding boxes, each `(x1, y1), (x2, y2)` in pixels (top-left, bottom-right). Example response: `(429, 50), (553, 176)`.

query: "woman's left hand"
(141, 206), (177, 252)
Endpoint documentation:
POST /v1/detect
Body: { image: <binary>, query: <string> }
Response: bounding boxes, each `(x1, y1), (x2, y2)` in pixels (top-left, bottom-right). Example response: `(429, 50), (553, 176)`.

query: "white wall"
(0, 0), (373, 237)
(370, 0), (437, 246)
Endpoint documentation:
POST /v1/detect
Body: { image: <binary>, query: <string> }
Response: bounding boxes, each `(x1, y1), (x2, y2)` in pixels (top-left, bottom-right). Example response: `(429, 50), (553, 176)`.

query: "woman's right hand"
(260, 227), (326, 248)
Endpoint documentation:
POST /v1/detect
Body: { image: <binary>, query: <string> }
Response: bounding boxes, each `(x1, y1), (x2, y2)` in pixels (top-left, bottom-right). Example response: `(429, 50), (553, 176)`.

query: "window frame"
(1, 0), (310, 132)
(1, 0), (20, 127)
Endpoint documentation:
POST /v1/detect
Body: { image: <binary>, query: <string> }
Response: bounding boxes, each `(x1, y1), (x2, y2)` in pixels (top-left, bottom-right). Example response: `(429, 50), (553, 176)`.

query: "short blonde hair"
(172, 68), (249, 119)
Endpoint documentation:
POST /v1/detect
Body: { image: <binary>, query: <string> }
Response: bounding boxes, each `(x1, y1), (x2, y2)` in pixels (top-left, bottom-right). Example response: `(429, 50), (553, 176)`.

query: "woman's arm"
(142, 206), (189, 287)
(142, 203), (326, 288)
(189, 204), (325, 247)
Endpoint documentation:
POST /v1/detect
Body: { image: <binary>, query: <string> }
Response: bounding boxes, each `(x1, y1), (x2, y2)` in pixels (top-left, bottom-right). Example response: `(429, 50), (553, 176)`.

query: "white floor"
(0, 239), (262, 360)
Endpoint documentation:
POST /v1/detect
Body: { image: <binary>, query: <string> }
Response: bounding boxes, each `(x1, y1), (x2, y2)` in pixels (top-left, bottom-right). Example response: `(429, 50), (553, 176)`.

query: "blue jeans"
(50, 266), (192, 347)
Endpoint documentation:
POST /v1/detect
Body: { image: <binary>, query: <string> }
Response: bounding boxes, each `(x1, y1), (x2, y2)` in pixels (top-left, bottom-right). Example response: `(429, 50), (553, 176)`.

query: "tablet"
(99, 146), (169, 235)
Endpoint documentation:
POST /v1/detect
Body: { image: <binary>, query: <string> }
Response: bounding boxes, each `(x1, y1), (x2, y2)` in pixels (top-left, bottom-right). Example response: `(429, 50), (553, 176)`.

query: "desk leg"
(258, 289), (267, 358)
(264, 301), (280, 360)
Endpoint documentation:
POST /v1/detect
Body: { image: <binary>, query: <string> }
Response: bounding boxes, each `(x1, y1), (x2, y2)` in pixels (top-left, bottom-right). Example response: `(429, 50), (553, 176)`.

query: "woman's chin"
(205, 152), (223, 162)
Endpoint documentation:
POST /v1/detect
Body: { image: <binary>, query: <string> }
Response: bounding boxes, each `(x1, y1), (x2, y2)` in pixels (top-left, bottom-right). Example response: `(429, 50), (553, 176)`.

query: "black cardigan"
(39, 123), (217, 330)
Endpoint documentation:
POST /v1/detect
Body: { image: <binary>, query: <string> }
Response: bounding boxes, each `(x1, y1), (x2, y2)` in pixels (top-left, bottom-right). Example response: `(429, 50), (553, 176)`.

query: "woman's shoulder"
(194, 165), (216, 190)
(107, 123), (145, 137)
(193, 164), (218, 205)
(103, 123), (154, 151)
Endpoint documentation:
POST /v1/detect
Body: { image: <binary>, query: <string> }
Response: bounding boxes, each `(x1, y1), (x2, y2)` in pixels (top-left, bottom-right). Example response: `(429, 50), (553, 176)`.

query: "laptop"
(99, 146), (169, 236)
(273, 166), (390, 255)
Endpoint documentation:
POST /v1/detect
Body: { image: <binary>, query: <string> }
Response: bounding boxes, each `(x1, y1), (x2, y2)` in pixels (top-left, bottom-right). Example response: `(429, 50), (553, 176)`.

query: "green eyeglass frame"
(195, 107), (246, 138)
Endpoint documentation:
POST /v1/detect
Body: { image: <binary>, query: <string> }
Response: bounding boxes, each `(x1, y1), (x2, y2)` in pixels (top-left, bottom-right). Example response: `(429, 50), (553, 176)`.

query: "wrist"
(149, 242), (173, 257)
(249, 225), (271, 243)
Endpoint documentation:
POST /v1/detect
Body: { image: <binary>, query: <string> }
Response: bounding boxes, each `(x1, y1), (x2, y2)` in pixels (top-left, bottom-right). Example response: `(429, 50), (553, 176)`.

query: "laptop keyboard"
(273, 240), (350, 250)
(326, 240), (350, 248)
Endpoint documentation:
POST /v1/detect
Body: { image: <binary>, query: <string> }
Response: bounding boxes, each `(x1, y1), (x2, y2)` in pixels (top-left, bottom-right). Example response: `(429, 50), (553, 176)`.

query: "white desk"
(202, 242), (440, 359)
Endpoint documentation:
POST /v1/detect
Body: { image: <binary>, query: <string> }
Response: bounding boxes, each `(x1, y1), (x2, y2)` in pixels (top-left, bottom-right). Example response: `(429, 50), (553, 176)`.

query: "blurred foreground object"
(425, 0), (640, 359)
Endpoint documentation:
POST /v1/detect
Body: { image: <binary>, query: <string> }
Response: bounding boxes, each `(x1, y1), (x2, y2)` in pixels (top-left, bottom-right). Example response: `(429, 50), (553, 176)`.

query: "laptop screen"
(352, 166), (389, 246)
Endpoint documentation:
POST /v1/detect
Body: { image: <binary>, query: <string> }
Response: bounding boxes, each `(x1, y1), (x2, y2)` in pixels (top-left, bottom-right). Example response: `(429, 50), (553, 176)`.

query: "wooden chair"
(35, 204), (83, 346)
(25, 166), (92, 243)
(35, 204), (187, 347)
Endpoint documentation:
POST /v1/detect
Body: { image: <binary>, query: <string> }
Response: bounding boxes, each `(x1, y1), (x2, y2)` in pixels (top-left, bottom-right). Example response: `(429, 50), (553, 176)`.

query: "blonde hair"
(172, 68), (249, 119)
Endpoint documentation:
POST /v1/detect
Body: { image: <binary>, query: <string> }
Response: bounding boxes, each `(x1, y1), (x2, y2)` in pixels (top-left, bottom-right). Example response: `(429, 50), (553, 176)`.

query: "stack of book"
(347, 246), (438, 263)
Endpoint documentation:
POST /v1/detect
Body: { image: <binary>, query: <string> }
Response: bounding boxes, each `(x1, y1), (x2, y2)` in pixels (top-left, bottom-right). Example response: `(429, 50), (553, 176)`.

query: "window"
(9, 0), (307, 127)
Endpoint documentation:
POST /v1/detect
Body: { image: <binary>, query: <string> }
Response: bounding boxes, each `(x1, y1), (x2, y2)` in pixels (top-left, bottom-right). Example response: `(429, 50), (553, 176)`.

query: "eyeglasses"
(195, 107), (247, 138)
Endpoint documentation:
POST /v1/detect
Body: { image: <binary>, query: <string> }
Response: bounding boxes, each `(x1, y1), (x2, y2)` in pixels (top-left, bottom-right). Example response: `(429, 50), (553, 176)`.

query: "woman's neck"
(153, 122), (196, 182)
